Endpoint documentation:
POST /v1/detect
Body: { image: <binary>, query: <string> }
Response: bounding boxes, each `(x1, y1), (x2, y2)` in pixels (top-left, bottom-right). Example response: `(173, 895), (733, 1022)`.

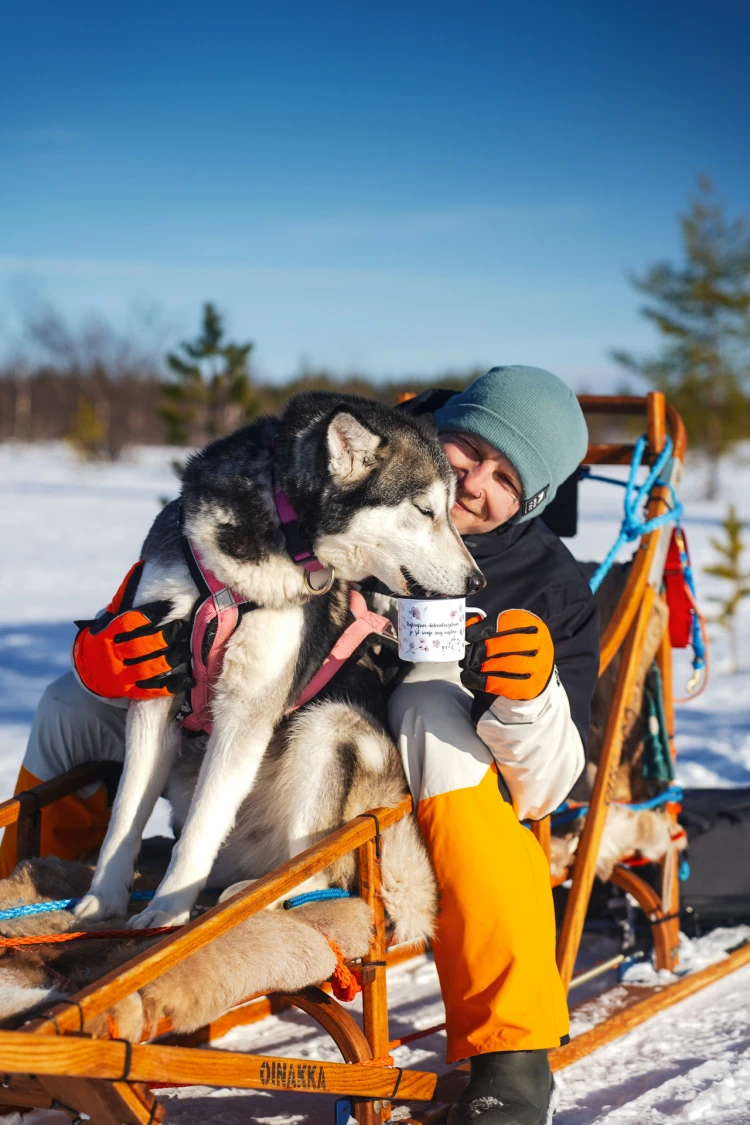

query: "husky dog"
(75, 392), (484, 935)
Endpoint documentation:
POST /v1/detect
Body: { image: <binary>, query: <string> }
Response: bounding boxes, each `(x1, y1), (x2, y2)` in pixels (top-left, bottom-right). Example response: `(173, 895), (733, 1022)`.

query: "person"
(0, 365), (598, 1125)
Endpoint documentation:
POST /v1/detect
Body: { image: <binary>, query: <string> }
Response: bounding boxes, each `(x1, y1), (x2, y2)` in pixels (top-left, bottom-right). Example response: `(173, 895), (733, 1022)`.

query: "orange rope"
(324, 937), (361, 1002)
(0, 926), (178, 948)
(359, 1055), (395, 1067)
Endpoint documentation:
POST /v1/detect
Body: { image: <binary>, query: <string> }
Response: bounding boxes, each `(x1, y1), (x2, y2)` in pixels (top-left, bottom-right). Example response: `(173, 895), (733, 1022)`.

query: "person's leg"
(0, 673), (127, 876)
(388, 662), (568, 1064)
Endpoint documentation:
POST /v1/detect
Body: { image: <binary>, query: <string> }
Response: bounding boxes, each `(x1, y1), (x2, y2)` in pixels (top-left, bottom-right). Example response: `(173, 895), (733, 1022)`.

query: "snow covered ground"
(1, 439), (750, 1124)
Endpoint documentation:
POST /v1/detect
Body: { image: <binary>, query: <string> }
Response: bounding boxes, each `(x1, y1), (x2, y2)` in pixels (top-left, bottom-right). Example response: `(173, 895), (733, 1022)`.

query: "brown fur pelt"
(0, 857), (373, 1040)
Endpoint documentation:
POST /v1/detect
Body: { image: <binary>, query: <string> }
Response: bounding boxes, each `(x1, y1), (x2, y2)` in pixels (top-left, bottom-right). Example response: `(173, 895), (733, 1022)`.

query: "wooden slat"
(38, 1075), (162, 1125)
(286, 987), (373, 1063)
(609, 866), (676, 972)
(551, 941), (750, 1069)
(0, 1074), (53, 1111)
(530, 816), (551, 863)
(358, 836), (390, 1061)
(27, 799), (412, 1036)
(557, 584), (657, 989)
(0, 763), (120, 830)
(14, 791), (41, 863)
(387, 939), (429, 968)
(0, 1034), (437, 1101)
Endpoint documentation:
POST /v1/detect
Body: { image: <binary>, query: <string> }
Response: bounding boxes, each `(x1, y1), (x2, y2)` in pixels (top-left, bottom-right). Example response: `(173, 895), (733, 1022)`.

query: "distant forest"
(0, 303), (479, 458)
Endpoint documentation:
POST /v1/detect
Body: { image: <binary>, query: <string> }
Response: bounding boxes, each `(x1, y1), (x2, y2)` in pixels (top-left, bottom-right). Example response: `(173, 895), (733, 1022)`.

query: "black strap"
(42, 1011), (61, 1035)
(391, 1068), (404, 1098)
(180, 528), (213, 603)
(360, 960), (386, 968)
(650, 911), (681, 927)
(50, 1098), (86, 1124)
(358, 813), (382, 859)
(112, 1037), (133, 1081)
(66, 999), (86, 1032)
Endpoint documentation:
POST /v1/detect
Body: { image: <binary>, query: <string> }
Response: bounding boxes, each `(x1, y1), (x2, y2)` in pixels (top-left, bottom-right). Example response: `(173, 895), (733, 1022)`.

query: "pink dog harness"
(180, 491), (395, 733)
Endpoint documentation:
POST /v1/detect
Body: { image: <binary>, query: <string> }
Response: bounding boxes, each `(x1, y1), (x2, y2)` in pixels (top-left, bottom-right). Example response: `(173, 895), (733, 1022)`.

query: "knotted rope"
(585, 434), (682, 596)
(324, 937), (361, 1002)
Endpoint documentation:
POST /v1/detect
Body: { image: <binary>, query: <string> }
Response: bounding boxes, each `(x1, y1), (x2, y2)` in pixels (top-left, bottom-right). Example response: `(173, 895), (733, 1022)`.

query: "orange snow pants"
(389, 664), (569, 1063)
(0, 672), (126, 879)
(0, 764), (110, 879)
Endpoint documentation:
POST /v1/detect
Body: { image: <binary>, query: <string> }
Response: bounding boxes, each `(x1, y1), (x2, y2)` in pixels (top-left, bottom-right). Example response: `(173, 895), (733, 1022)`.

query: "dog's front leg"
(128, 711), (275, 928)
(75, 697), (179, 922)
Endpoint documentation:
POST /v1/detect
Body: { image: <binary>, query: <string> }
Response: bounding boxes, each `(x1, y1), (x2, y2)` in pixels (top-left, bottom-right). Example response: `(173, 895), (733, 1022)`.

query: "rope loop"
(588, 435), (682, 594)
(325, 937), (361, 1002)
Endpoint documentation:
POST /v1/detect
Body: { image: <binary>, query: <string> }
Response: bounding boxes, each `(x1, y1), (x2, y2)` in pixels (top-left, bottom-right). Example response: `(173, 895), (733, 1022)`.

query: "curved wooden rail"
(610, 865), (679, 973)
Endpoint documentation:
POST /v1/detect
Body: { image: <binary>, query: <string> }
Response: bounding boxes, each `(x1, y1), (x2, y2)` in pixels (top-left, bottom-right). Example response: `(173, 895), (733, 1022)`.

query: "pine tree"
(66, 395), (107, 460)
(160, 303), (255, 445)
(703, 504), (750, 674)
(613, 179), (750, 499)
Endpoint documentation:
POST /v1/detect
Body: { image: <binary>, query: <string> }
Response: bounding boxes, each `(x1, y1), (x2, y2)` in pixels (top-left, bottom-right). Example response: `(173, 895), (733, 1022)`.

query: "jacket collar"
(461, 518), (533, 561)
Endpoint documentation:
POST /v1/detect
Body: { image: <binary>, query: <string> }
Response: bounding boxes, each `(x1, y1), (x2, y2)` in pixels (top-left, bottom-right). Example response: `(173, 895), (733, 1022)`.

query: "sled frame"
(551, 391), (687, 988)
(0, 792), (430, 1124)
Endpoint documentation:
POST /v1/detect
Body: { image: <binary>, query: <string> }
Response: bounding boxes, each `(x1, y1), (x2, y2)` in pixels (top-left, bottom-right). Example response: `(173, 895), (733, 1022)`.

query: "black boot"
(447, 1050), (555, 1125)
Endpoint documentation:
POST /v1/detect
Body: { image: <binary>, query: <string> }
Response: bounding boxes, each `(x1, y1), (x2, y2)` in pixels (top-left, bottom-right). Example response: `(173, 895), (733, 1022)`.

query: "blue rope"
(587, 436), (683, 595)
(582, 438), (705, 685)
(0, 889), (154, 923)
(551, 784), (684, 829)
(283, 888), (351, 910)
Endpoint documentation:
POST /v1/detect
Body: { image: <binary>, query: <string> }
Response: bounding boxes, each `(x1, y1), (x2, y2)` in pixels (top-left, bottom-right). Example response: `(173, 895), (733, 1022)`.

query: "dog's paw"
(74, 890), (128, 923)
(127, 906), (190, 930)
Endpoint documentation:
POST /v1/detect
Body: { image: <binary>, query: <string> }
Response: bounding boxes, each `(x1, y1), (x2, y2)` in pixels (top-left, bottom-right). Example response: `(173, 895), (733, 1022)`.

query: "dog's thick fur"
(75, 392), (483, 937)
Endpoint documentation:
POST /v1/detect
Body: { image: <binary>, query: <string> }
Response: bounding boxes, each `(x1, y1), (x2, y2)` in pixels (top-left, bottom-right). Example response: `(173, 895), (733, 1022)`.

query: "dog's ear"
(327, 411), (382, 485)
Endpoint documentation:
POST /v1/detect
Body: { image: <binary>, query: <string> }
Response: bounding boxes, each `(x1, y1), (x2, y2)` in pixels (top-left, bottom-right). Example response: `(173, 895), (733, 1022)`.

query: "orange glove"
(461, 608), (554, 701)
(73, 562), (192, 701)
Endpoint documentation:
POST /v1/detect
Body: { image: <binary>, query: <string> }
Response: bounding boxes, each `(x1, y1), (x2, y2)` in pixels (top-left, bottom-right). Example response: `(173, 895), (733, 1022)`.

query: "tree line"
(1, 180), (749, 498)
(0, 303), (477, 457)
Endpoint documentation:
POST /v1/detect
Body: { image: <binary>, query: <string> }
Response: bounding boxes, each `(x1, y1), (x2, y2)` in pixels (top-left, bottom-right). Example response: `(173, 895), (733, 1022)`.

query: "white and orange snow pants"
(389, 662), (569, 1062)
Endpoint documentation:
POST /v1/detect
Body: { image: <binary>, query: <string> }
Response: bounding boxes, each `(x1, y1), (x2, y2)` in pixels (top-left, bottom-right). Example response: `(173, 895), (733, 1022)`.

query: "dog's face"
(311, 408), (486, 597)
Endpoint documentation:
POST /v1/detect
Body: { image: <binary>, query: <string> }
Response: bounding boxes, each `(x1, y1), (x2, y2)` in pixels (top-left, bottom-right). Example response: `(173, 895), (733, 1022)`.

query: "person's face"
(439, 431), (522, 535)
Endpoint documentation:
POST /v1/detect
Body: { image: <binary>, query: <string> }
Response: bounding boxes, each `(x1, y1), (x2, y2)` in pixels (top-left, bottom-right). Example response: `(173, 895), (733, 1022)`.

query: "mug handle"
(465, 606), (487, 629)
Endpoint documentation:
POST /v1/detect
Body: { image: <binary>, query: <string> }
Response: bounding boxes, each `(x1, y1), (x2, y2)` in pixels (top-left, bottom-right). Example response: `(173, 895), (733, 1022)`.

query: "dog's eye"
(414, 504), (435, 519)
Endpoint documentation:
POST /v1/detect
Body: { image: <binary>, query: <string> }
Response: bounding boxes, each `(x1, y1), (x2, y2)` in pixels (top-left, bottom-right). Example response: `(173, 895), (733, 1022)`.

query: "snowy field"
(1, 439), (750, 1124)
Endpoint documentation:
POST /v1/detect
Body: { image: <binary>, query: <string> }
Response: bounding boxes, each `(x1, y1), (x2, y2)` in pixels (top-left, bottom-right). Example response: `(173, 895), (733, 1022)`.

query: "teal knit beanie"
(434, 365), (588, 523)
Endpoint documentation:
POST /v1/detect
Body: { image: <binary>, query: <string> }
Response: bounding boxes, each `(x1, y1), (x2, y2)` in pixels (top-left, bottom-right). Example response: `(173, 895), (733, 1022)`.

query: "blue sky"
(2, 0), (749, 388)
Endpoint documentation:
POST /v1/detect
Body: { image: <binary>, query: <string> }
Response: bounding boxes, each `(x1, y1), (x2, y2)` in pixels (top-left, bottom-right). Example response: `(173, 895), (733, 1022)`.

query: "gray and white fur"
(75, 391), (484, 938)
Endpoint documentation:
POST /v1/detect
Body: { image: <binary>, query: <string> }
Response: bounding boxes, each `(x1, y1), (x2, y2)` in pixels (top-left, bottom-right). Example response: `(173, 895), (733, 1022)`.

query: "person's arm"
(462, 590), (599, 821)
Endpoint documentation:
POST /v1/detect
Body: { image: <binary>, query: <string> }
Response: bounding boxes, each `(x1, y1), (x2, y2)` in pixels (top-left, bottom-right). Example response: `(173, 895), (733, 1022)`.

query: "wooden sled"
(0, 391), (745, 1125)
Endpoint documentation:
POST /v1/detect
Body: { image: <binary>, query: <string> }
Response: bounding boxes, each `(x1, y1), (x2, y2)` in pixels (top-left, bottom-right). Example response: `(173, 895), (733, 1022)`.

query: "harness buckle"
(213, 588), (236, 611)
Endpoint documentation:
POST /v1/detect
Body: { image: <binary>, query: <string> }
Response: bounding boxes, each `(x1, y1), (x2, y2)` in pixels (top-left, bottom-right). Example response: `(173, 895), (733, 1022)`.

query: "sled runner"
(0, 391), (744, 1125)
